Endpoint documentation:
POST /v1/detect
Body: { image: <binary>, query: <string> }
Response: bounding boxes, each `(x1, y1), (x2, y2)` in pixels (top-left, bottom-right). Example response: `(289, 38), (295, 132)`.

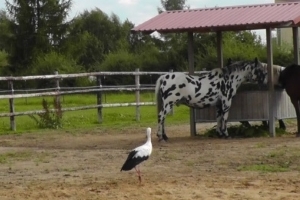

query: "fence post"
(54, 71), (61, 107)
(8, 78), (16, 131)
(96, 76), (103, 123)
(169, 69), (174, 116)
(135, 68), (140, 121)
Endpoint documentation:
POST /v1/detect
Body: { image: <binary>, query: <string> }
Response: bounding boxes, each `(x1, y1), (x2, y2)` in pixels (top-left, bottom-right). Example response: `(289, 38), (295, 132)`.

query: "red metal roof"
(132, 2), (300, 33)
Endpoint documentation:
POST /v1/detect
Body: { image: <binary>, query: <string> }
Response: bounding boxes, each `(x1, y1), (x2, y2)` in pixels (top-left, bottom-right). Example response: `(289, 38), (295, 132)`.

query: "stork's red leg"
(135, 166), (142, 183)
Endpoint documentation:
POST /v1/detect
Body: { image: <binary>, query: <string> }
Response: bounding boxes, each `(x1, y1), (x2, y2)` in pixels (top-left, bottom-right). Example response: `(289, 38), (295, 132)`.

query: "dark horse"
(278, 64), (300, 136)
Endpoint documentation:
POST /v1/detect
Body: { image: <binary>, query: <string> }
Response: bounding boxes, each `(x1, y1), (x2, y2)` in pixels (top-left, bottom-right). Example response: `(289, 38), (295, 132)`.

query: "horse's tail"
(155, 75), (164, 117)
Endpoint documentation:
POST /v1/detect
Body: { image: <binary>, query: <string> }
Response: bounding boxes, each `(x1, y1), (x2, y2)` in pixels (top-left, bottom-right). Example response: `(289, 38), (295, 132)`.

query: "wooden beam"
(217, 31), (223, 68)
(293, 27), (299, 64)
(266, 28), (275, 137)
(188, 32), (196, 136)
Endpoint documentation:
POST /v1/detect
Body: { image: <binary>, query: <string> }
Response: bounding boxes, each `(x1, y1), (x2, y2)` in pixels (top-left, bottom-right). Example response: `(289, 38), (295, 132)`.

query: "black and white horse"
(155, 58), (266, 141)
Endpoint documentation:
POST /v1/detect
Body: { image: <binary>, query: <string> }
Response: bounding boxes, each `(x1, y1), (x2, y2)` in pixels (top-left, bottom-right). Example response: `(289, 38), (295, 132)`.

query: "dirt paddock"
(0, 123), (299, 200)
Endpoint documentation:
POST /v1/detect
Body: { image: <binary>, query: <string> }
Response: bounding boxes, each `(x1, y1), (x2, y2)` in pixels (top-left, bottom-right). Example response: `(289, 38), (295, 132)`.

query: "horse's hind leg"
(216, 105), (224, 137)
(162, 125), (168, 141)
(157, 102), (174, 141)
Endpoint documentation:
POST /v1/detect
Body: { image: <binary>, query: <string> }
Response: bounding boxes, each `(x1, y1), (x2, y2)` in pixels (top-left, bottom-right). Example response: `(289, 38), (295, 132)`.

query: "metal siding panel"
(195, 90), (296, 123)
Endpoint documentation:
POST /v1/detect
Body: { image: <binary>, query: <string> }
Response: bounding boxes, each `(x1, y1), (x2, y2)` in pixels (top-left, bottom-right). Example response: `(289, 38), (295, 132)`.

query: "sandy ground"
(0, 122), (299, 200)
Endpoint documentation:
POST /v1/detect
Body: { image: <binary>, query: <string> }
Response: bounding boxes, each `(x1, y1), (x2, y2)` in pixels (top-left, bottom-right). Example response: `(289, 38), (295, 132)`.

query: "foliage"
(203, 123), (288, 138)
(29, 98), (63, 129)
(0, 10), (12, 51)
(30, 51), (81, 88)
(63, 9), (131, 72)
(0, 50), (8, 67)
(100, 51), (141, 85)
(31, 51), (79, 75)
(272, 42), (294, 66)
(158, 0), (189, 13)
(156, 0), (190, 71)
(196, 31), (266, 70)
(4, 0), (72, 74)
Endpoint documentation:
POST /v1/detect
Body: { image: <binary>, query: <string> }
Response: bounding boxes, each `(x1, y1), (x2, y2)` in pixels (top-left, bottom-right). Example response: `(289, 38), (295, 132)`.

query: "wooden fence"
(0, 69), (171, 131)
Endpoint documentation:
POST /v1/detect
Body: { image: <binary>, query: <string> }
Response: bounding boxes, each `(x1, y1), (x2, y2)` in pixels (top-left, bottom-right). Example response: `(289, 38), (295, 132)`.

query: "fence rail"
(0, 70), (209, 131)
(0, 69), (173, 131)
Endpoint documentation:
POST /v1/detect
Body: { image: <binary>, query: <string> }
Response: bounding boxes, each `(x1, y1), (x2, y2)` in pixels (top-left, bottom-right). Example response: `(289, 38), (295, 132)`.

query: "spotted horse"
(155, 58), (266, 142)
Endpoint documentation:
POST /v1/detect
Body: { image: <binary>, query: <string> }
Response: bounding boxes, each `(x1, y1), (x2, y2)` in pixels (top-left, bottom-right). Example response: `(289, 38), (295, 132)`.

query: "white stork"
(120, 127), (152, 183)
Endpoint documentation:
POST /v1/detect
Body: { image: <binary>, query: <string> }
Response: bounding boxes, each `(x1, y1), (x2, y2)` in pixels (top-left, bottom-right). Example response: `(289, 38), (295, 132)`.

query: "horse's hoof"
(224, 135), (232, 139)
(220, 135), (231, 139)
(158, 138), (167, 142)
(162, 134), (169, 141)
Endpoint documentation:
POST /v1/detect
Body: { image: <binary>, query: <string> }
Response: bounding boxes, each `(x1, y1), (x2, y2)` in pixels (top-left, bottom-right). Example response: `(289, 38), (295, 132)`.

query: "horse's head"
(260, 62), (284, 86)
(248, 58), (266, 85)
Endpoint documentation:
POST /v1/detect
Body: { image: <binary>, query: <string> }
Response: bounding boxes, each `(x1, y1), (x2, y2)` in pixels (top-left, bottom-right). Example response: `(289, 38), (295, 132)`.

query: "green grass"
(238, 164), (289, 172)
(0, 92), (190, 134)
(238, 146), (300, 172)
(0, 151), (32, 164)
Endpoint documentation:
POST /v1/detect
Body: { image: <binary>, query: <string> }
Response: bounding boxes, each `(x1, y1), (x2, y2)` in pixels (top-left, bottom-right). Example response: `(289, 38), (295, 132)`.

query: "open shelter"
(132, 2), (300, 136)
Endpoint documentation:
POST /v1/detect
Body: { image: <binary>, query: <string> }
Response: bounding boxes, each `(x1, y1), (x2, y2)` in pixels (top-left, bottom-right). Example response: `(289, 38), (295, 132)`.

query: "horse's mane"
(224, 60), (252, 74)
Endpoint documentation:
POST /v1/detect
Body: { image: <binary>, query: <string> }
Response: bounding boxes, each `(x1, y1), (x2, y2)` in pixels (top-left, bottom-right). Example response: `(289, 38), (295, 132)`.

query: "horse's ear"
(226, 58), (232, 66)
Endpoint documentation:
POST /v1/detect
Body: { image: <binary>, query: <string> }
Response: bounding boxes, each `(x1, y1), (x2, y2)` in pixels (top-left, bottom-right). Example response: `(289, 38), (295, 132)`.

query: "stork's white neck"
(146, 127), (152, 143)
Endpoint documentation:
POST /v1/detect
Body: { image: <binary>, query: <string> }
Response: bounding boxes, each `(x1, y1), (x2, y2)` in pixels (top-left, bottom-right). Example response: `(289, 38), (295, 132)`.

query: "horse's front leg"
(221, 111), (230, 138)
(216, 105), (223, 137)
(220, 101), (231, 138)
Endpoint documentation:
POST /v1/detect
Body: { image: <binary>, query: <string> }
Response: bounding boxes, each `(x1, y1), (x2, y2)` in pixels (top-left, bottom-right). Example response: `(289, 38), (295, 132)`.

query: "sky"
(0, 0), (276, 41)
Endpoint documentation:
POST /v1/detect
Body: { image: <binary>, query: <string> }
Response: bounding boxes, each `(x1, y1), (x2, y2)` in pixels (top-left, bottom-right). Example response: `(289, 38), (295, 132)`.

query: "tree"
(158, 0), (189, 13)
(63, 9), (132, 71)
(0, 10), (12, 51)
(5, 0), (72, 74)
(156, 0), (191, 71)
(195, 31), (267, 70)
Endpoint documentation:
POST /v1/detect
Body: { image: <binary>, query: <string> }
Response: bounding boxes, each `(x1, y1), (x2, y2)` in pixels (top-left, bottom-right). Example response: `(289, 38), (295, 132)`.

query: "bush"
(100, 51), (140, 85)
(203, 123), (287, 138)
(29, 51), (82, 88)
(29, 98), (63, 129)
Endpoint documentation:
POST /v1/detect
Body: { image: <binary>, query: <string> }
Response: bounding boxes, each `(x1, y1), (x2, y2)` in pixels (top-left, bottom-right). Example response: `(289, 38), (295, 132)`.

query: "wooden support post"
(54, 71), (61, 107)
(188, 32), (196, 136)
(96, 76), (103, 123)
(293, 27), (299, 64)
(266, 28), (275, 137)
(217, 31), (223, 68)
(135, 68), (140, 121)
(9, 79), (16, 131)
